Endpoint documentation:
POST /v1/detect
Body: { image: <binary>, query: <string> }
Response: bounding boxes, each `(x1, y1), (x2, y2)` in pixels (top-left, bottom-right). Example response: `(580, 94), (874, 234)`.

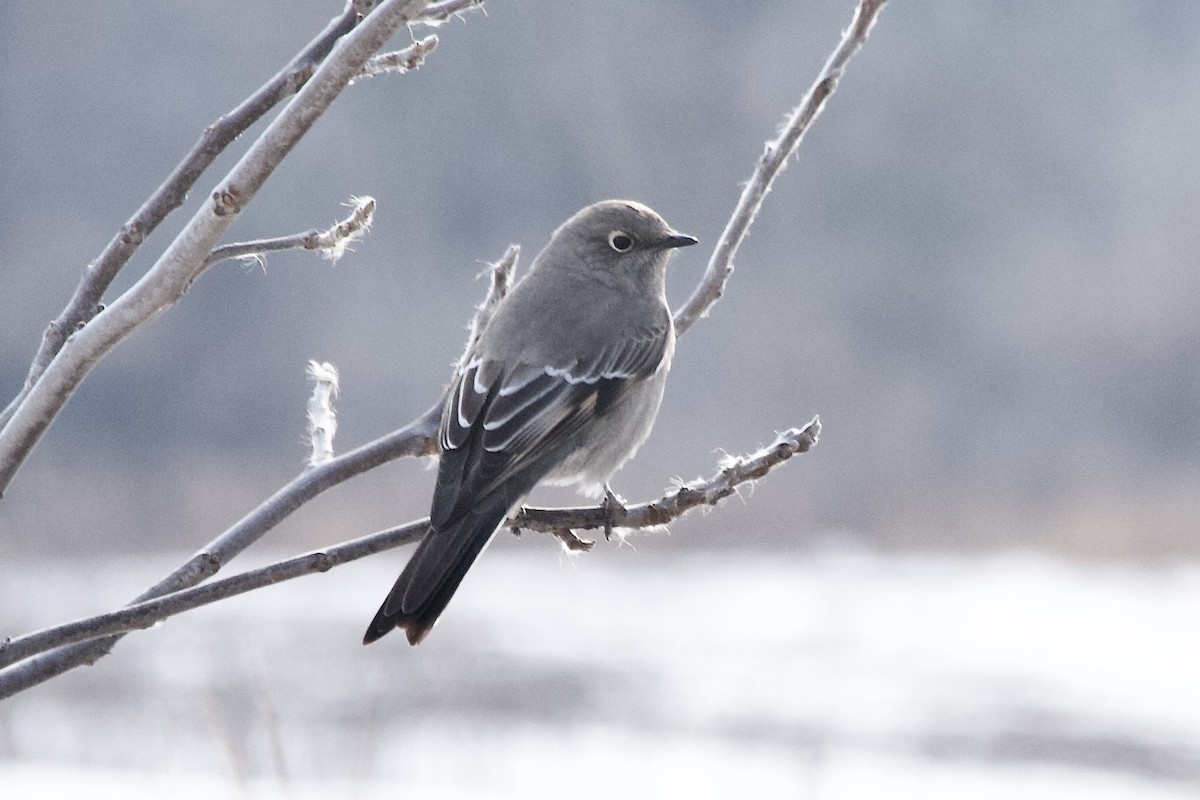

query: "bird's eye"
(608, 231), (634, 252)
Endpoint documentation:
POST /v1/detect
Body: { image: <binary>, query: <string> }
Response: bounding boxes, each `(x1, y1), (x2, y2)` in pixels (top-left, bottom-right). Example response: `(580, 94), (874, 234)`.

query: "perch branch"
(673, 0), (889, 334)
(513, 419), (821, 540)
(0, 419), (817, 671)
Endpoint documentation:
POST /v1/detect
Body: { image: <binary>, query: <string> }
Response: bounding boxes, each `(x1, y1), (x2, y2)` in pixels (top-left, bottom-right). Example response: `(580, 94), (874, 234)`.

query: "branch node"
(212, 186), (243, 217)
(319, 196), (376, 263)
(118, 222), (144, 247)
(290, 63), (316, 93)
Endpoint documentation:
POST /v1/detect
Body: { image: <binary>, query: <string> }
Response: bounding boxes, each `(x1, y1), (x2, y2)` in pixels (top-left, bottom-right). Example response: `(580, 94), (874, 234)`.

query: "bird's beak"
(659, 232), (698, 250)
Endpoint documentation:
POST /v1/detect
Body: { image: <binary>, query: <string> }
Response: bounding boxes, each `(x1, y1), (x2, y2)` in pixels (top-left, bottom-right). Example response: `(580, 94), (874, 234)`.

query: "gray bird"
(363, 200), (697, 645)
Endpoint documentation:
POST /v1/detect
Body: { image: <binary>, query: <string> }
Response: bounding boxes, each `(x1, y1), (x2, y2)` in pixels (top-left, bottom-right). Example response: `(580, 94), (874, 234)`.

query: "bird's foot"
(602, 485), (628, 541)
(551, 527), (594, 552)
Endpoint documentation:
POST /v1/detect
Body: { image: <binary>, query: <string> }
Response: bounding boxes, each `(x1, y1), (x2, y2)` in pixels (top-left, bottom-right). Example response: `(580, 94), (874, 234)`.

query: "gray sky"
(2, 1), (1199, 557)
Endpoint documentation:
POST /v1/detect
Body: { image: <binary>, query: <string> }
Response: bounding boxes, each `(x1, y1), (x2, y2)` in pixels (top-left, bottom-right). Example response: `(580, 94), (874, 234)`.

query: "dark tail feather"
(363, 493), (510, 646)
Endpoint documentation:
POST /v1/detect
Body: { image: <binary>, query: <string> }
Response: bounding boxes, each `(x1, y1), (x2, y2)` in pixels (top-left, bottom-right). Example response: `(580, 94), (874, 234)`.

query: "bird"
(363, 200), (697, 645)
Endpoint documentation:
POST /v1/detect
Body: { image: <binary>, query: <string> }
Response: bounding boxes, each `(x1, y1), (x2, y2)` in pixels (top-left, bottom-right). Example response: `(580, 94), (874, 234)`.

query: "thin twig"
(415, 0), (485, 25)
(359, 35), (439, 79)
(673, 0), (889, 335)
(0, 419), (817, 669)
(458, 244), (519, 371)
(202, 196), (376, 270)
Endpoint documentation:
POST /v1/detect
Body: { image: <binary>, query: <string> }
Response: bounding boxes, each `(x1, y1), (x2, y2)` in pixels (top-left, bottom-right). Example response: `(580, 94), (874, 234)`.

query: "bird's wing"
(432, 313), (670, 529)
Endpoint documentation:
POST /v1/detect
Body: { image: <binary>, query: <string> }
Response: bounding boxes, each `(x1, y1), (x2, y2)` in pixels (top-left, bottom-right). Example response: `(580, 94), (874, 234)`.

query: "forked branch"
(0, 418), (818, 672)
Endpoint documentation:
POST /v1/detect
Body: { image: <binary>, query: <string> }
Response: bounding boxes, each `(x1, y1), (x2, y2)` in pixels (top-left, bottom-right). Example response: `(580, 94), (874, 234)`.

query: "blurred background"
(1, 1), (1198, 797)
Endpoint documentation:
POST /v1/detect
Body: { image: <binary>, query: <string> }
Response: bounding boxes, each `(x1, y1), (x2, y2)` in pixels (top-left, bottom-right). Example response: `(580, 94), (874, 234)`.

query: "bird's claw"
(552, 527), (594, 552)
(602, 485), (627, 541)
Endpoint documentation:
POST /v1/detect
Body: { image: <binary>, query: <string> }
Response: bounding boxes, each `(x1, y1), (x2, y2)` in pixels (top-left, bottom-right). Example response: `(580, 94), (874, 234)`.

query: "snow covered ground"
(2, 547), (1198, 798)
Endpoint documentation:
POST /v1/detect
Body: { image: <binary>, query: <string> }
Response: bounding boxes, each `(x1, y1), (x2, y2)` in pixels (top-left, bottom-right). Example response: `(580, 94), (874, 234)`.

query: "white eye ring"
(608, 231), (634, 252)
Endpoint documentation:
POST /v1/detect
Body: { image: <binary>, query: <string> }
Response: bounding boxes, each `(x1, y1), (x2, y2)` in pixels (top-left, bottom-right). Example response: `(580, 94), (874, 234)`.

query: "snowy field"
(2, 547), (1198, 798)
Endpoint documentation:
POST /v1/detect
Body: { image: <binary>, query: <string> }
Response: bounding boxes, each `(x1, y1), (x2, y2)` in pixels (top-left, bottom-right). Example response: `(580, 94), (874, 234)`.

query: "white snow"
(2, 548), (1198, 798)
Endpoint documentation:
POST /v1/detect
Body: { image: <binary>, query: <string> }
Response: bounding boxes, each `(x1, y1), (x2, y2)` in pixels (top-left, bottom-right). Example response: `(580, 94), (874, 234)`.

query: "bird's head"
(541, 200), (697, 293)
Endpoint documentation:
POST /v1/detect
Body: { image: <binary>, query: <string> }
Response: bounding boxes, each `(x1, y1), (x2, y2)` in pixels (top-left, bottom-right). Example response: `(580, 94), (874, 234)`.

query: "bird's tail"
(362, 491), (511, 646)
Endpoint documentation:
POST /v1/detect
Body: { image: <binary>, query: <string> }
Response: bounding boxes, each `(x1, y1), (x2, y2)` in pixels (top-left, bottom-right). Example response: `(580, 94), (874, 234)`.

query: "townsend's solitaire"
(363, 200), (697, 645)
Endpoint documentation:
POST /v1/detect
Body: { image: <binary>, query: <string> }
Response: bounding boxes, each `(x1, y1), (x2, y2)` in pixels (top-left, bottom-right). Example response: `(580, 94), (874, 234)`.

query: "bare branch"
(201, 196), (376, 271)
(0, 420), (817, 671)
(359, 35), (439, 79)
(0, 0), (436, 496)
(0, 2), (364, 431)
(673, 0), (889, 335)
(0, 522), (429, 671)
(514, 418), (822, 536)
